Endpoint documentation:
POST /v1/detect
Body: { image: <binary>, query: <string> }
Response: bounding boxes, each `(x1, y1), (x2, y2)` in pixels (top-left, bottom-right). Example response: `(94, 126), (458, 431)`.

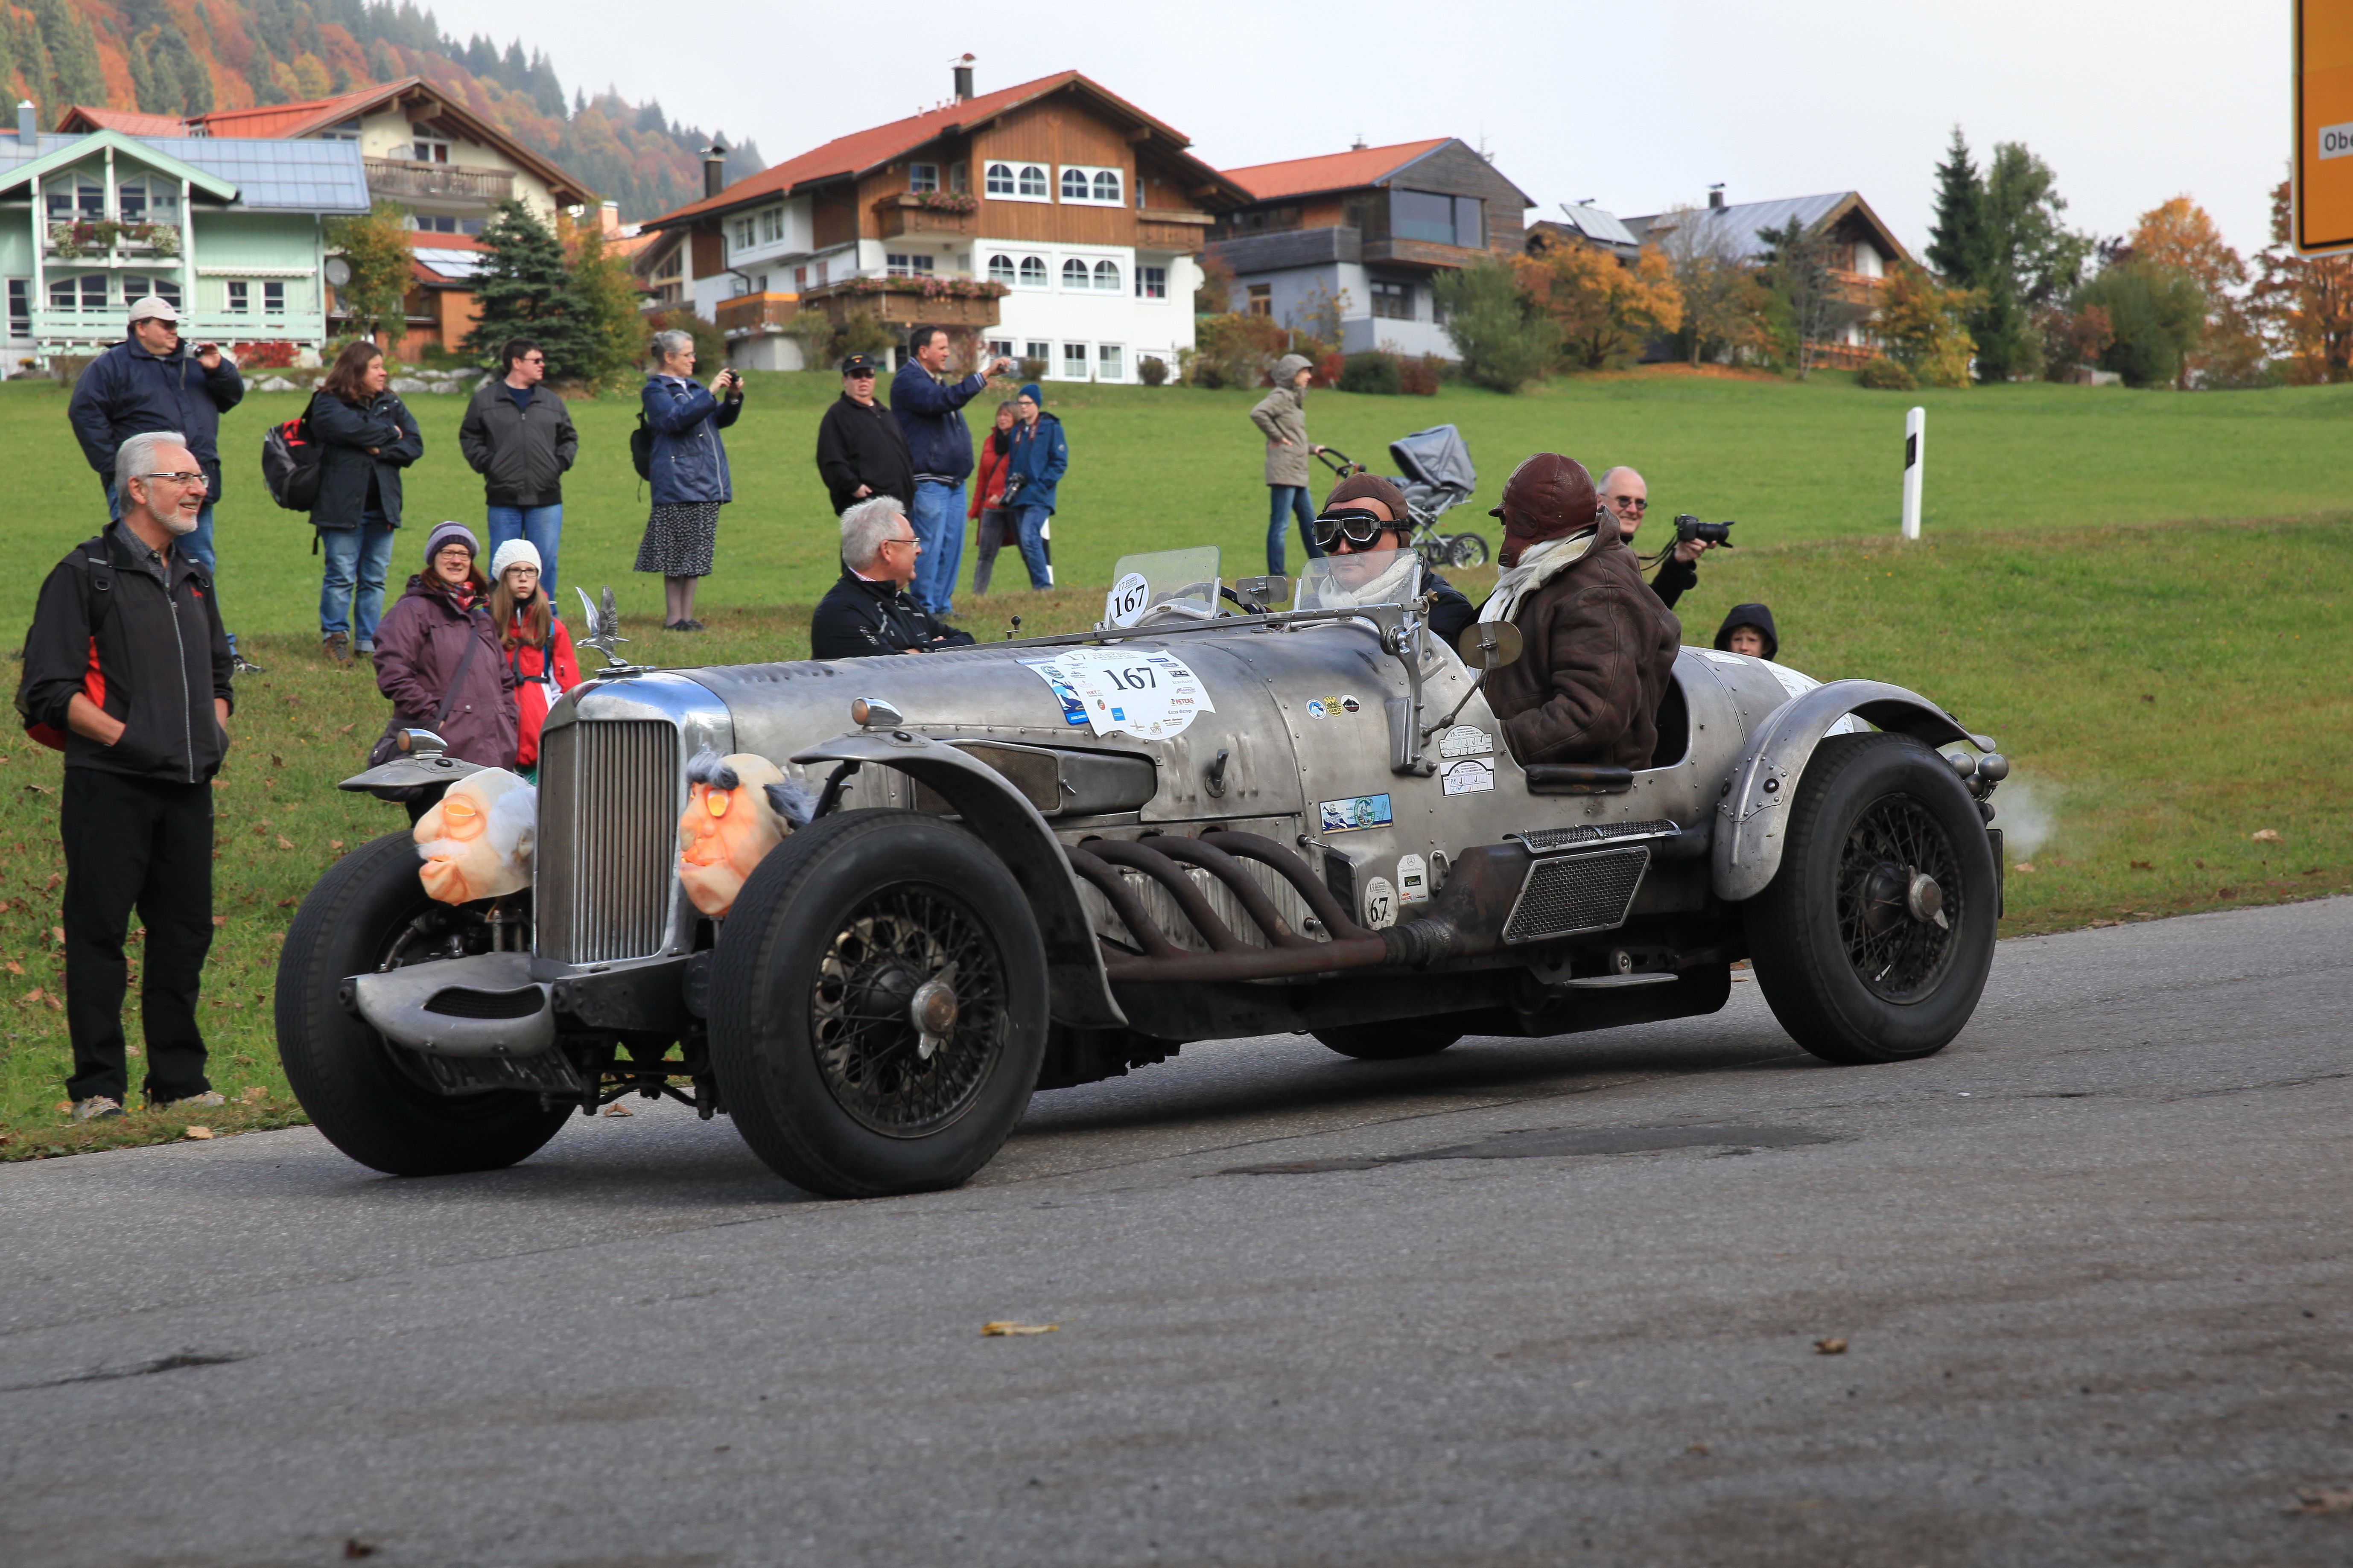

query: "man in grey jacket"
(460, 338), (578, 595)
(1249, 352), (1325, 574)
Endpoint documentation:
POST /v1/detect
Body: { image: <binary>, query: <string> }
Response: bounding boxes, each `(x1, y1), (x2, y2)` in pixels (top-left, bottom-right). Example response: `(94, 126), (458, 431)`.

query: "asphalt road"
(3, 898), (2349, 1568)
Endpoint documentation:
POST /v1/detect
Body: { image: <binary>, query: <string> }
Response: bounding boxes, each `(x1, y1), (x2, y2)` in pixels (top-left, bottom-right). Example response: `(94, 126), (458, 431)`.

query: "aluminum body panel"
(350, 952), (553, 1058)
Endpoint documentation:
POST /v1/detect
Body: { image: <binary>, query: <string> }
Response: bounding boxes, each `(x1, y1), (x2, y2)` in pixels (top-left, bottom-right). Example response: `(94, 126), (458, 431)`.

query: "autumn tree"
(1656, 207), (1775, 366)
(2251, 178), (2353, 384)
(1759, 218), (1839, 378)
(1512, 242), (1681, 371)
(561, 210), (647, 389)
(1875, 264), (1976, 388)
(324, 200), (416, 345)
(2130, 197), (2262, 387)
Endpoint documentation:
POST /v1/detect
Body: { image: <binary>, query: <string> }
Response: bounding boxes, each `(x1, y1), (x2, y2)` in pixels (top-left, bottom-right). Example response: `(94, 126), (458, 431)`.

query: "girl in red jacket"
(966, 401), (1018, 596)
(488, 539), (579, 777)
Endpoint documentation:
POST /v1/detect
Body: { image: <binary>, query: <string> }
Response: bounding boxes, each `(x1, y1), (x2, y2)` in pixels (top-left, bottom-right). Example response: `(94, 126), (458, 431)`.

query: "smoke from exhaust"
(1991, 776), (2057, 860)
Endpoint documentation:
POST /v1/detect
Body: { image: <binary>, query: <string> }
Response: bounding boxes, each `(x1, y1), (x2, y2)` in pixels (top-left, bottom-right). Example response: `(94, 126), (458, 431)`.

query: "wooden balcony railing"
(716, 291), (799, 338)
(363, 157), (516, 204)
(875, 194), (978, 239)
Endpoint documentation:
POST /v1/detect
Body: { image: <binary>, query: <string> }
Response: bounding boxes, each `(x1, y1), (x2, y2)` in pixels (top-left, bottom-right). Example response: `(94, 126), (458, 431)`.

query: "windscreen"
(1294, 547), (1423, 614)
(1104, 547), (1221, 628)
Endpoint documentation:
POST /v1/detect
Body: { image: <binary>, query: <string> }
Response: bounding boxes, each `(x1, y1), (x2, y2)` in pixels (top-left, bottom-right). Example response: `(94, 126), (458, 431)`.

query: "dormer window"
(318, 118), (362, 143)
(411, 124), (451, 163)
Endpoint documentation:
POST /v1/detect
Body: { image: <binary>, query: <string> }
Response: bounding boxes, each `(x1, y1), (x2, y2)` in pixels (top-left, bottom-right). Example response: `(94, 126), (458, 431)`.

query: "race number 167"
(1107, 664), (1159, 690)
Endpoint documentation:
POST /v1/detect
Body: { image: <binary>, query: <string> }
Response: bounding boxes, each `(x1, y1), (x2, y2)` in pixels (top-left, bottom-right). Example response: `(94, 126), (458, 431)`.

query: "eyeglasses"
(847, 369), (877, 379)
(878, 534), (918, 551)
(1309, 508), (1392, 550)
(141, 471), (208, 489)
(520, 354), (546, 365)
(1607, 495), (1647, 511)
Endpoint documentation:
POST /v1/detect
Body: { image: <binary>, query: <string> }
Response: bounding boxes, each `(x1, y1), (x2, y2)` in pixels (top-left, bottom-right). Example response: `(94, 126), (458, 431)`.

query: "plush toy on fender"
(677, 749), (816, 918)
(414, 769), (537, 904)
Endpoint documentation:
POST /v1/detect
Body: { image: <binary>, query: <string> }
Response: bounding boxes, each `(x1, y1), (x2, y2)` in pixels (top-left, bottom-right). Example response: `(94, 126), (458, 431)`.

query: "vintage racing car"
(276, 548), (2009, 1198)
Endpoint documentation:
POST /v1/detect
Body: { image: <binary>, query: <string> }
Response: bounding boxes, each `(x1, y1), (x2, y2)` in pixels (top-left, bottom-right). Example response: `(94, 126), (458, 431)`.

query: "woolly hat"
(489, 538), (542, 582)
(423, 521), (480, 566)
(1018, 382), (1045, 405)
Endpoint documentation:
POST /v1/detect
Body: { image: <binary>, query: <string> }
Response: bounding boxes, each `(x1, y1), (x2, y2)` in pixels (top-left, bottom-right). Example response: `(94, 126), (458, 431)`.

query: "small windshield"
(1105, 547), (1221, 627)
(1295, 547), (1423, 613)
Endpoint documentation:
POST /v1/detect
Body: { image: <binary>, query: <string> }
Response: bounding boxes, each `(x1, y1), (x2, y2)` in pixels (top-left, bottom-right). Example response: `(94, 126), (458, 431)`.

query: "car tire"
(274, 830), (571, 1176)
(1312, 1017), (1464, 1060)
(1445, 533), (1491, 568)
(1746, 732), (1998, 1065)
(708, 810), (1049, 1198)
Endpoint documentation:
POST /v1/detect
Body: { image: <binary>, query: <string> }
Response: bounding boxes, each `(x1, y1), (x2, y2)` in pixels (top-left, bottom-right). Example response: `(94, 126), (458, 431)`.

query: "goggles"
(1309, 507), (1393, 550)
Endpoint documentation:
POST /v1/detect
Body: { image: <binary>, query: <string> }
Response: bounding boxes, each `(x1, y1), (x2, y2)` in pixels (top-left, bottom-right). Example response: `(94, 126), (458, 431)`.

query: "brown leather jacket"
(1481, 530), (1682, 767)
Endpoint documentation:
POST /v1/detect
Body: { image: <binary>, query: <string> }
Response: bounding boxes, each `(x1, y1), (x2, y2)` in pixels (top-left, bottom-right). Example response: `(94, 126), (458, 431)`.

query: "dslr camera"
(1673, 514), (1736, 548)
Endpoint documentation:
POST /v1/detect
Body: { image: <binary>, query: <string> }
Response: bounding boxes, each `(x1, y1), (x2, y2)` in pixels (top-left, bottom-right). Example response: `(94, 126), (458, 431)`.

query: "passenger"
(1477, 454), (1680, 768)
(487, 539), (580, 779)
(809, 497), (980, 659)
(1309, 474), (1475, 647)
(1713, 602), (1778, 661)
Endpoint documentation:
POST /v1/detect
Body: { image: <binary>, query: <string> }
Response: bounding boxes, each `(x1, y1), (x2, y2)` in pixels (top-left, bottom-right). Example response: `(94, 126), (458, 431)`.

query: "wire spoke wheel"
(810, 886), (1006, 1138)
(1834, 794), (1961, 1003)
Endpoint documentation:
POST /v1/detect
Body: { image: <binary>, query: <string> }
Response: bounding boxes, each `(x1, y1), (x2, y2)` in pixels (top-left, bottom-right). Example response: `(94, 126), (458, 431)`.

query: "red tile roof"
(1222, 139), (1452, 202)
(55, 105), (193, 137)
(192, 82), (392, 140)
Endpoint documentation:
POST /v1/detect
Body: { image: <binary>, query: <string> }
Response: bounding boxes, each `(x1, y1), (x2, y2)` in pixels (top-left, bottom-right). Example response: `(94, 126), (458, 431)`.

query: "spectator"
(23, 431), (234, 1121)
(815, 353), (913, 516)
(1597, 465), (1712, 609)
(488, 539), (580, 778)
(892, 327), (1015, 617)
(1477, 454), (1680, 768)
(968, 401), (1017, 596)
(1713, 603), (1779, 661)
(999, 384), (1065, 592)
(460, 337), (578, 598)
(1309, 474), (1475, 647)
(809, 497), (980, 659)
(65, 294), (255, 671)
(308, 340), (423, 667)
(634, 329), (743, 633)
(373, 522), (517, 822)
(1250, 352), (1325, 575)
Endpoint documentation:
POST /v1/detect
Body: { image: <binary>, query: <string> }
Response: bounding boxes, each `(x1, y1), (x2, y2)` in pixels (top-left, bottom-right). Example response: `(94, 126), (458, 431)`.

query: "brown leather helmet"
(1490, 452), (1600, 563)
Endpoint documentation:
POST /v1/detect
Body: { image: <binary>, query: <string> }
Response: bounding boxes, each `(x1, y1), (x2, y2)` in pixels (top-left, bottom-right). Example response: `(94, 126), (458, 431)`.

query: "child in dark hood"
(1713, 602), (1778, 661)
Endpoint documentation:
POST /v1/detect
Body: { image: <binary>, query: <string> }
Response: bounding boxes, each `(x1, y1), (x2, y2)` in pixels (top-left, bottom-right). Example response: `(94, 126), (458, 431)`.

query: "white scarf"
(1478, 526), (1603, 624)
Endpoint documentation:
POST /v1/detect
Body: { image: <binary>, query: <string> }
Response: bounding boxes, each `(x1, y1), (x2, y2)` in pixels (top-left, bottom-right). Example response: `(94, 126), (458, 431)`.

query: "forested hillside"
(0, 0), (761, 216)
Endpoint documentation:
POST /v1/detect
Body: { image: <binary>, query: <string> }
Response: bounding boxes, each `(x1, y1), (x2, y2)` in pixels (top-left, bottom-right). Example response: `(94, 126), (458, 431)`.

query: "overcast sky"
(445, 0), (2289, 261)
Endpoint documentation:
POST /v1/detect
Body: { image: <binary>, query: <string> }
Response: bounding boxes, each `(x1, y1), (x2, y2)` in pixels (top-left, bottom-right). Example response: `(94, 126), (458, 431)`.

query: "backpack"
(14, 547), (114, 751)
(262, 403), (324, 511)
(629, 408), (654, 481)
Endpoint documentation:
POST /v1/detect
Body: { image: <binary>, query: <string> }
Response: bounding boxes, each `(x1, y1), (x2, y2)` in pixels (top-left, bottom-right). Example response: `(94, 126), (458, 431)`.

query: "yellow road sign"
(2296, 0), (2353, 254)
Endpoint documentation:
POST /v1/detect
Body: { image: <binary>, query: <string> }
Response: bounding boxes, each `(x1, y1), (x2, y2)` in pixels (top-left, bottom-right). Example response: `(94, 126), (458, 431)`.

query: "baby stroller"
(1313, 423), (1490, 569)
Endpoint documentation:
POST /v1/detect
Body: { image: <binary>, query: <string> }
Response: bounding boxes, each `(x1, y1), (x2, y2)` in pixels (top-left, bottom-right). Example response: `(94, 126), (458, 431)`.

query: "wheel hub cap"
(1906, 869), (1949, 930)
(910, 974), (959, 1059)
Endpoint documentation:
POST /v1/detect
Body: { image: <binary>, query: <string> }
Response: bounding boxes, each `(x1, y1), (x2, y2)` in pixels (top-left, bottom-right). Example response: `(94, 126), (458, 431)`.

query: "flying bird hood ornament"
(576, 584), (640, 673)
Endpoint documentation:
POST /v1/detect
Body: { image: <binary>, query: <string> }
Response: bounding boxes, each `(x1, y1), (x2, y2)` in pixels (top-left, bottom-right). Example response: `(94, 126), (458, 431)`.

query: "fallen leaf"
(2288, 1487), (2353, 1515)
(44, 990), (61, 1011)
(981, 1321), (1060, 1337)
(2140, 694), (2154, 703)
(276, 836), (294, 849)
(211, 915), (228, 928)
(1813, 1338), (1848, 1355)
(2216, 888), (2236, 899)
(239, 1085), (269, 1103)
(23, 783), (52, 794)
(4, 961), (19, 976)
(42, 873), (58, 892)
(183, 1125), (214, 1140)
(49, 927), (63, 947)
(2013, 862), (2036, 874)
(269, 932), (285, 944)
(277, 897), (298, 908)
(337, 723), (356, 735)
(2088, 919), (2119, 928)
(21, 986), (43, 1004)
(53, 1099), (71, 1114)
(601, 1102), (634, 1117)
(270, 754), (284, 769)
(1685, 1442), (1712, 1456)
(329, 840), (345, 851)
(343, 1540), (378, 1560)
(2130, 860), (2151, 870)
(2252, 828), (2282, 842)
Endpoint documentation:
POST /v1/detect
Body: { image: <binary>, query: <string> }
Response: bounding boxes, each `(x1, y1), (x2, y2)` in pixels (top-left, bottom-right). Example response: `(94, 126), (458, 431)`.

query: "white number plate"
(1019, 648), (1215, 740)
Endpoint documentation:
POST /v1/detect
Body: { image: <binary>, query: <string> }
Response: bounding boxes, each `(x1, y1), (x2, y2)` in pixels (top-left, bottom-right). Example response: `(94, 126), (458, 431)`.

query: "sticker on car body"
(1362, 876), (1398, 929)
(1395, 854), (1429, 904)
(1017, 649), (1215, 740)
(1318, 793), (1393, 833)
(1439, 725), (1492, 758)
(1441, 758), (1495, 796)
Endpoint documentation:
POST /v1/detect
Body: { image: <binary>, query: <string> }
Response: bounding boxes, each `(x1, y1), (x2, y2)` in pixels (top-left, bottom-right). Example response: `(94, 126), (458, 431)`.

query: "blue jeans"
(1268, 485), (1322, 575)
(1011, 504), (1054, 589)
(320, 520), (397, 647)
(908, 480), (966, 616)
(485, 504), (563, 597)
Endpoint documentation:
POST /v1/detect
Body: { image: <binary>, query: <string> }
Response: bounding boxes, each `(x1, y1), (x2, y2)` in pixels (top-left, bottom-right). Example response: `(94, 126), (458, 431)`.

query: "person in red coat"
(488, 538), (579, 778)
(966, 401), (1018, 596)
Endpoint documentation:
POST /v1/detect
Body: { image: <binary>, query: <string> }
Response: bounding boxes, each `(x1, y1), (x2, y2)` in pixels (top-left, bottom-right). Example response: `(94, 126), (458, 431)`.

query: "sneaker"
(71, 1096), (124, 1122)
(155, 1090), (225, 1110)
(321, 632), (352, 667)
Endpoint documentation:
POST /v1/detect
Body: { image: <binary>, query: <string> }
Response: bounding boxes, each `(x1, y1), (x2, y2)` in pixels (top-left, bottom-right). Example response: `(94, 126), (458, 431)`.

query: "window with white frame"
(50, 274), (108, 312)
(1093, 169), (1122, 204)
(1097, 344), (1123, 381)
(1019, 256), (1048, 288)
(1025, 341), (1049, 364)
(411, 125), (450, 163)
(1017, 164), (1048, 199)
(225, 280), (248, 314)
(46, 175), (103, 222)
(1055, 165), (1122, 205)
(731, 216), (754, 253)
(1092, 259), (1120, 292)
(1060, 258), (1089, 289)
(1370, 279), (1412, 319)
(1062, 342), (1089, 378)
(758, 207), (785, 245)
(318, 118), (362, 142)
(118, 177), (180, 224)
(949, 163), (969, 195)
(909, 163), (939, 193)
(987, 338), (1014, 361)
(985, 163), (1016, 196)
(1060, 167), (1089, 202)
(987, 254), (1016, 285)
(263, 280), (286, 315)
(123, 274), (180, 309)
(886, 253), (934, 277)
(8, 279), (29, 337)
(1136, 265), (1168, 300)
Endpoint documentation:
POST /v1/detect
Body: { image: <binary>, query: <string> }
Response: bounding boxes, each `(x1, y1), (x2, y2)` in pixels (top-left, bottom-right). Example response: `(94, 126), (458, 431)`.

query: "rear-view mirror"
(1457, 622), (1524, 671)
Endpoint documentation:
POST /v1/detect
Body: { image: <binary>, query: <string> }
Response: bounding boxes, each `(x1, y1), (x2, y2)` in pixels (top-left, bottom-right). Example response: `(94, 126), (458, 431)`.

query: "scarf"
(1479, 527), (1603, 624)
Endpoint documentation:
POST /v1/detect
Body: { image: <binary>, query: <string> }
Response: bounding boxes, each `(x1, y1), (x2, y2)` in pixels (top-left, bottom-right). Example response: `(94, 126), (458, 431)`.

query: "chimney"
(1350, 134), (1366, 152)
(953, 54), (975, 103)
(17, 101), (36, 143)
(1707, 184), (1725, 210)
(703, 140), (728, 200)
(599, 198), (620, 236)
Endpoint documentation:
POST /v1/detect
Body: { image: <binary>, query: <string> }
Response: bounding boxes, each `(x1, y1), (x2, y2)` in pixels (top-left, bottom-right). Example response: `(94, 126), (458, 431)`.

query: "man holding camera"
(1598, 466), (1717, 610)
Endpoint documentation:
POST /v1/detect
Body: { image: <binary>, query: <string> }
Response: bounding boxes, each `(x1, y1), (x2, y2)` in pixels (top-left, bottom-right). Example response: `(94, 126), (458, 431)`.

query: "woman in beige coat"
(1249, 352), (1325, 574)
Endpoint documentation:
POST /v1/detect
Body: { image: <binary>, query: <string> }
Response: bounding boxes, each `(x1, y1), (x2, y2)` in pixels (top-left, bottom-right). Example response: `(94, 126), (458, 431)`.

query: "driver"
(1306, 474), (1475, 647)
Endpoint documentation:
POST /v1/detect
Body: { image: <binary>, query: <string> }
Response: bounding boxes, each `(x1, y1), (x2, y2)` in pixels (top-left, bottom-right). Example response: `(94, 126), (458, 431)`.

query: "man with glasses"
(67, 295), (255, 670)
(809, 495), (978, 659)
(461, 336), (578, 597)
(1305, 474), (1475, 647)
(23, 431), (235, 1123)
(1598, 465), (1713, 609)
(816, 353), (916, 517)
(892, 325), (1015, 617)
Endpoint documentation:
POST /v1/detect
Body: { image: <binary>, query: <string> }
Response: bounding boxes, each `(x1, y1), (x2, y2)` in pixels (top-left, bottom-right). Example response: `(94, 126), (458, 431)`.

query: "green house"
(0, 108), (370, 364)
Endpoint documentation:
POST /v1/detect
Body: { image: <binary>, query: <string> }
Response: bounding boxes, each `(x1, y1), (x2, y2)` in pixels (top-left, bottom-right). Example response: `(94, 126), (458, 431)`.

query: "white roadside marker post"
(1901, 405), (1925, 540)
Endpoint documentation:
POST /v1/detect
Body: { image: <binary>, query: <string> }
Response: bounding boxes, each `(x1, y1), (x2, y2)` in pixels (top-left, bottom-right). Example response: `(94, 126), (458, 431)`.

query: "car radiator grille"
(1502, 848), (1651, 945)
(535, 719), (680, 964)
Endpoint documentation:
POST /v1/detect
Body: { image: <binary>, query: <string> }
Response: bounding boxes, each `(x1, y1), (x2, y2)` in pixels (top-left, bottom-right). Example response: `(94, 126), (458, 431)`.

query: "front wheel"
(1745, 732), (1998, 1064)
(1445, 533), (1491, 568)
(707, 810), (1049, 1198)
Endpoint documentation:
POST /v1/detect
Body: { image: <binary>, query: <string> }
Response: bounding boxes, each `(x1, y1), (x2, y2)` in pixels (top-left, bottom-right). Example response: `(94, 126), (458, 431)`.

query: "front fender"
(791, 731), (1127, 1029)
(1712, 680), (1992, 903)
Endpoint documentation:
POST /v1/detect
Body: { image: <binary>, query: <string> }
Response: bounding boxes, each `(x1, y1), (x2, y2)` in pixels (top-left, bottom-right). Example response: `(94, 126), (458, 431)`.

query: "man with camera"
(1598, 466), (1720, 610)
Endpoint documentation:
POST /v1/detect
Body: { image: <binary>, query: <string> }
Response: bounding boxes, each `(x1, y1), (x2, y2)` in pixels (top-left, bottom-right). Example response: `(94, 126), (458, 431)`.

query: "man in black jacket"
(809, 497), (978, 659)
(814, 353), (915, 516)
(459, 336), (578, 595)
(23, 431), (235, 1122)
(1598, 465), (1713, 609)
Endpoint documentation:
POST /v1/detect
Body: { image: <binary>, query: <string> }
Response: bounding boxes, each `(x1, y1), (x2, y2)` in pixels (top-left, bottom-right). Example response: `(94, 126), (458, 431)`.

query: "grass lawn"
(1, 367), (2347, 1158)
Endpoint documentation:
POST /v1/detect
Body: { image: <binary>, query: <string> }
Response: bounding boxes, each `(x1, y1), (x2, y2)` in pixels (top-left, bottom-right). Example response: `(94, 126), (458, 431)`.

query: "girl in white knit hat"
(487, 538), (579, 780)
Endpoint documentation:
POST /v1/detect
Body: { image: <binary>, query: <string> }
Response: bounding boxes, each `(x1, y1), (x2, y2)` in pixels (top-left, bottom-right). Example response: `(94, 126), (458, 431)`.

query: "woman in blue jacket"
(633, 329), (744, 632)
(1001, 383), (1066, 591)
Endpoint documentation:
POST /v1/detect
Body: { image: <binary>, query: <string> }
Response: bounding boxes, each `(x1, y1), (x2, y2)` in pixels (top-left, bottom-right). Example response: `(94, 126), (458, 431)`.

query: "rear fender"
(1713, 680), (1991, 903)
(791, 731), (1126, 1028)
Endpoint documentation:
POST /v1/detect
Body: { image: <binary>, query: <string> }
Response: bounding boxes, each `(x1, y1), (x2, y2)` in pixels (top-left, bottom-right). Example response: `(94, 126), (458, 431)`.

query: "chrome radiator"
(535, 719), (680, 964)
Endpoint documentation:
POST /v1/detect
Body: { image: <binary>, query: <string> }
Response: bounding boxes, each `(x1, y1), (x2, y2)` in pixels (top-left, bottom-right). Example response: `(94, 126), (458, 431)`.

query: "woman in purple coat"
(372, 522), (518, 820)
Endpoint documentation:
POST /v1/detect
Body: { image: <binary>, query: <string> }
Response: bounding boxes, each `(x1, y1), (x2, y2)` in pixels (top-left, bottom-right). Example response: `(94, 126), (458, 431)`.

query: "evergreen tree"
(461, 199), (600, 379)
(32, 0), (106, 105)
(1924, 127), (1988, 289)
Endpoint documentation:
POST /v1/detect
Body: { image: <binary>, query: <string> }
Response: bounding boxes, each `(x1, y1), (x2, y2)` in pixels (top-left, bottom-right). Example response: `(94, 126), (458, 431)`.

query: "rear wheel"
(1746, 732), (1997, 1064)
(1445, 533), (1491, 568)
(708, 810), (1048, 1198)
(274, 831), (569, 1175)
(1313, 1017), (1463, 1061)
